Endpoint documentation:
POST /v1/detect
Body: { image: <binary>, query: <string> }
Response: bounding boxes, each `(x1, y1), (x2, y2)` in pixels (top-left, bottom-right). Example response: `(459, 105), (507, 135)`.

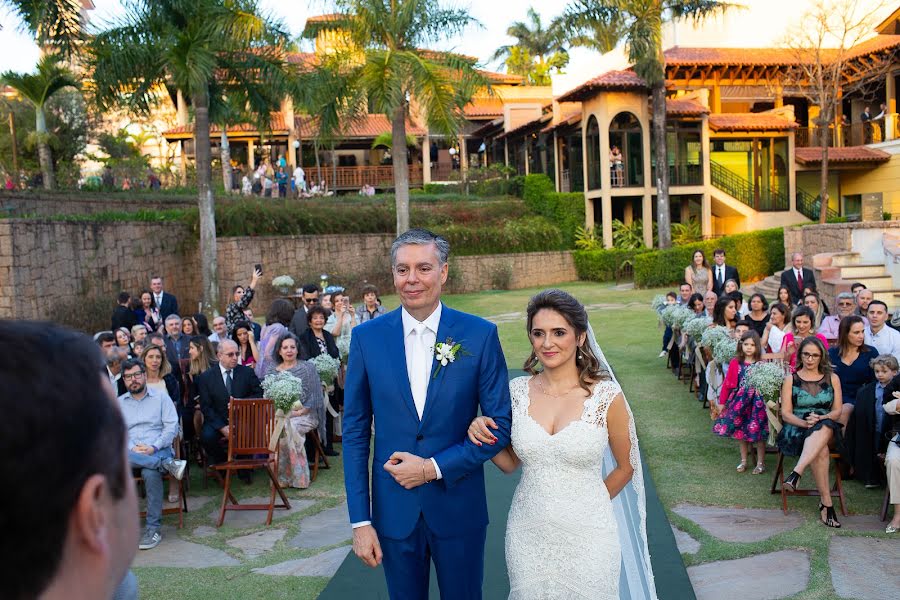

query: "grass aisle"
(136, 282), (890, 599)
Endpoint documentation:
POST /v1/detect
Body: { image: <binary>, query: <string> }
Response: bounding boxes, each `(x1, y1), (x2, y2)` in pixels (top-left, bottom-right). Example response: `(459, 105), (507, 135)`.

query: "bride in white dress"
(468, 289), (657, 599)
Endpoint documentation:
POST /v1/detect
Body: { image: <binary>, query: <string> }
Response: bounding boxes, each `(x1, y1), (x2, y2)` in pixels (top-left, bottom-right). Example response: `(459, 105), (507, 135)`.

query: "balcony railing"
(795, 117), (898, 148)
(796, 188), (839, 221)
(710, 161), (789, 211)
(651, 162), (703, 187)
(306, 165), (423, 191)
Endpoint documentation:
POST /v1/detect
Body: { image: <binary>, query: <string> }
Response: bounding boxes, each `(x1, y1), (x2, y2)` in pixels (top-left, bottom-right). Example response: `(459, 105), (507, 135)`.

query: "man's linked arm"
(432, 326), (512, 487)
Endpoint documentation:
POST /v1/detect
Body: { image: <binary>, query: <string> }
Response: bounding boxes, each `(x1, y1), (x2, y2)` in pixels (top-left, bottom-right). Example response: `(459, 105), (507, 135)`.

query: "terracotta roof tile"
(666, 98), (708, 116)
(795, 146), (891, 164)
(296, 114), (426, 138)
(844, 34), (900, 59)
(476, 69), (525, 84)
(306, 13), (343, 23)
(464, 98), (505, 118)
(708, 113), (796, 132)
(163, 116), (287, 138)
(664, 36), (900, 67)
(541, 112), (582, 133)
(556, 69), (646, 102)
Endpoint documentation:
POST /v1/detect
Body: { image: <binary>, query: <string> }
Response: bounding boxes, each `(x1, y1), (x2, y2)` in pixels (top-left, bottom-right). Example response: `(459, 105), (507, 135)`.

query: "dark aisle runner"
(318, 371), (694, 599)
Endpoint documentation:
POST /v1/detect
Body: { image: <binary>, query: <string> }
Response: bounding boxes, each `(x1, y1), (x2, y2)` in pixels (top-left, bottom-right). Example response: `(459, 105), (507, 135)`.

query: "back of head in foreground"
(0, 320), (137, 600)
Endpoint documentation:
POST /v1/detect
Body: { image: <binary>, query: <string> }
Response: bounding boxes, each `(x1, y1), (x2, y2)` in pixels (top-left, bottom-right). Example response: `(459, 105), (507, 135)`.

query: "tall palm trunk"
(651, 82), (671, 248)
(193, 88), (219, 315)
(35, 106), (55, 190)
(220, 129), (232, 193)
(330, 142), (337, 192)
(392, 105), (410, 234)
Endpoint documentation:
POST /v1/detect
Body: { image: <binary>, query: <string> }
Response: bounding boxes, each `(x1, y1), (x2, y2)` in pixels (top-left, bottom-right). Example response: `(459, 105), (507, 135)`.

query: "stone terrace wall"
(0, 220), (200, 323)
(449, 251), (577, 294)
(783, 221), (900, 266)
(0, 218), (578, 328)
(0, 191), (194, 217)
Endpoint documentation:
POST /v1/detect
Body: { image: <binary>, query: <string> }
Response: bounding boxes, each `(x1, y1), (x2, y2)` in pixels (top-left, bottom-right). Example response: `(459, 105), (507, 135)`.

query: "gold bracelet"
(421, 459), (431, 484)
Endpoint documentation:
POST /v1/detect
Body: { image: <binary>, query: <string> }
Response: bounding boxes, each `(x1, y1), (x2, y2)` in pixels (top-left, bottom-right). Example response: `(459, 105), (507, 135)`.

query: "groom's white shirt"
(350, 304), (444, 529)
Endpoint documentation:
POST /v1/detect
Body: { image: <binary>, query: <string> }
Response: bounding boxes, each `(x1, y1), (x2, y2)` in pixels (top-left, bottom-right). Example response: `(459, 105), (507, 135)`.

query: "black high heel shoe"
(819, 503), (841, 528)
(783, 470), (801, 492)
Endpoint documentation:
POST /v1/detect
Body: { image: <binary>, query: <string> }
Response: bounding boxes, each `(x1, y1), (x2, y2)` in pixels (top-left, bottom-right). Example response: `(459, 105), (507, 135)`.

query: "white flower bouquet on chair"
(261, 371), (303, 450)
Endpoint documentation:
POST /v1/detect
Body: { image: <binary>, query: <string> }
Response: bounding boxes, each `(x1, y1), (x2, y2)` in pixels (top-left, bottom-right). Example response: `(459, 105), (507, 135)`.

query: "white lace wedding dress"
(505, 375), (625, 600)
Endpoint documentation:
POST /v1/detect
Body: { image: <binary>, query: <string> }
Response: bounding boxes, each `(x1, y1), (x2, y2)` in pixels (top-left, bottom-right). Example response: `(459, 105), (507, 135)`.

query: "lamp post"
(1, 88), (19, 183)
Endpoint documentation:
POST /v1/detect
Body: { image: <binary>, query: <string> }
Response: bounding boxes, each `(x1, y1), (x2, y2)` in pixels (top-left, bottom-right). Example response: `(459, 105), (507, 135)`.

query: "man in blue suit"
(343, 229), (512, 599)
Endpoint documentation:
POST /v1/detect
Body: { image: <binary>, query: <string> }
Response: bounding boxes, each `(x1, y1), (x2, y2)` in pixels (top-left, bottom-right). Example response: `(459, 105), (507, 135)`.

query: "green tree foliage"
(492, 8), (569, 86)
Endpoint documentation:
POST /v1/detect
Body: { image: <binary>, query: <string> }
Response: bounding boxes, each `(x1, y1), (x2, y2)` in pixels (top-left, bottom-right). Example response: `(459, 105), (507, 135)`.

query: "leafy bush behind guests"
(633, 227), (784, 288)
(522, 174), (585, 247)
(52, 295), (112, 333)
(435, 216), (564, 256)
(573, 249), (647, 282)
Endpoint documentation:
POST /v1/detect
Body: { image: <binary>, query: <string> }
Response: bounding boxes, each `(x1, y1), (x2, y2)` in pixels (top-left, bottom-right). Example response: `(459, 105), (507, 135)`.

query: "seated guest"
(132, 340), (146, 358)
(762, 303), (791, 355)
(687, 293), (705, 316)
(112, 292), (139, 332)
(866, 300), (900, 361)
(209, 316), (227, 344)
(883, 381), (900, 533)
(263, 332), (325, 489)
(856, 288), (874, 317)
(357, 284), (386, 323)
(197, 340), (263, 468)
(819, 292), (866, 344)
(106, 347), (129, 396)
(232, 320), (259, 367)
(192, 313), (212, 337)
(728, 290), (748, 319)
(226, 267), (261, 335)
(97, 331), (116, 353)
(778, 337), (843, 528)
(828, 316), (876, 427)
(256, 299), (295, 378)
(163, 314), (190, 381)
(850, 282), (867, 297)
(140, 345), (180, 415)
(703, 291), (718, 318)
(776, 285), (793, 307)
(745, 293), (769, 336)
(181, 316), (197, 337)
(846, 354), (897, 489)
(117, 359), (186, 550)
(712, 296), (738, 331)
(658, 291), (678, 358)
(803, 292), (825, 329)
(131, 324), (148, 346)
(779, 306), (829, 371)
(1, 321), (138, 600)
(115, 328), (134, 357)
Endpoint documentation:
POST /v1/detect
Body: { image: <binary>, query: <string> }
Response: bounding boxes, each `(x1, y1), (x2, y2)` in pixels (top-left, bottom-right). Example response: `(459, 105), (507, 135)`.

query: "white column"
(423, 135), (432, 185)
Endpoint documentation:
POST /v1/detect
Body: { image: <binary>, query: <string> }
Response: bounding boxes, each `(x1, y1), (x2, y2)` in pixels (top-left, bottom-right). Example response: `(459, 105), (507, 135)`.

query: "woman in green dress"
(777, 336), (843, 528)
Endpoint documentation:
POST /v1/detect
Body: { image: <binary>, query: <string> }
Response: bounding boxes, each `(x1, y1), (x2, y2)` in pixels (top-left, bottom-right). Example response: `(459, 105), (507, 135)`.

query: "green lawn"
(136, 281), (890, 599)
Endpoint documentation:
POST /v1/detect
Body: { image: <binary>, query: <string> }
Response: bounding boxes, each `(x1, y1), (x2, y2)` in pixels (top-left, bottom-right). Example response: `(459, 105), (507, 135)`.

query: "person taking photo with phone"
(225, 267), (262, 335)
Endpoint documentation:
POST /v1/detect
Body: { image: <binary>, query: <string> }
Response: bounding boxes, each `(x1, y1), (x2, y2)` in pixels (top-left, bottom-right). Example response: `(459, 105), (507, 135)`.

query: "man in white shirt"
(780, 252), (816, 304)
(865, 300), (900, 361)
(292, 165), (306, 196)
(208, 316), (227, 344)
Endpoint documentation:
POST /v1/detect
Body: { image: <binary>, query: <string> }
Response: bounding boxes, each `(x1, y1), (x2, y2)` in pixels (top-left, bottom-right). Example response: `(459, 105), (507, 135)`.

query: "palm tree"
(1, 54), (78, 189)
(2, 0), (85, 57)
(491, 7), (569, 86)
(89, 0), (295, 314)
(563, 0), (735, 248)
(306, 0), (485, 235)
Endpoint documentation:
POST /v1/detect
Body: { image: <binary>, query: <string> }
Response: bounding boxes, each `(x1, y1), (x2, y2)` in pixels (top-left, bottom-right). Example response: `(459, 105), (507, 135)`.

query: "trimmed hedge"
(435, 216), (564, 256)
(633, 227), (784, 288)
(522, 174), (585, 247)
(573, 249), (646, 282)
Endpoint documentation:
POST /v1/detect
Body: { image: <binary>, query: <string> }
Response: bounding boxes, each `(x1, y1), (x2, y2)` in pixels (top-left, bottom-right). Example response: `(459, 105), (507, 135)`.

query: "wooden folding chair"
(135, 435), (188, 529)
(308, 429), (330, 482)
(214, 398), (291, 527)
(770, 451), (847, 516)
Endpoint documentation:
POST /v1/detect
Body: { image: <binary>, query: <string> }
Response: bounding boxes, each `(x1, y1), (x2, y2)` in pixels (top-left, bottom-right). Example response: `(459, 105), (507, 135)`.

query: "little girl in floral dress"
(714, 330), (770, 474)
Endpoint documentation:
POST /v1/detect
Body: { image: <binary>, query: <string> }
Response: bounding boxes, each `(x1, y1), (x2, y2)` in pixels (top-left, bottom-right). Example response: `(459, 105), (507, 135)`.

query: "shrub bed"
(522, 174), (585, 246)
(435, 216), (564, 256)
(574, 249), (646, 282)
(634, 227), (784, 288)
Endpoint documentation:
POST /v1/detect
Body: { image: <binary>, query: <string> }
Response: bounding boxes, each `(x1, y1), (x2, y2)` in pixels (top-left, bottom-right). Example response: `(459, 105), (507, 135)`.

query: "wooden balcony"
(305, 165), (423, 191)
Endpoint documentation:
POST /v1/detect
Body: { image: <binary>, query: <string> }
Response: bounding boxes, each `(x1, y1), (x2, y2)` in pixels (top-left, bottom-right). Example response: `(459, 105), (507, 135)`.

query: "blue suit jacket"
(343, 304), (512, 540)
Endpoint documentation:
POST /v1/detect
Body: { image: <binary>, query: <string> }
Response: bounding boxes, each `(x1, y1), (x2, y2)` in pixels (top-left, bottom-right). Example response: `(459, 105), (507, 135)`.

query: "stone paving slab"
(830, 536), (900, 599)
(839, 514), (890, 533)
(227, 528), (287, 558)
(132, 526), (241, 568)
(671, 525), (700, 555)
(288, 502), (351, 549)
(192, 526), (218, 538)
(687, 550), (809, 600)
(207, 497), (315, 528)
(252, 546), (351, 577)
(673, 504), (804, 543)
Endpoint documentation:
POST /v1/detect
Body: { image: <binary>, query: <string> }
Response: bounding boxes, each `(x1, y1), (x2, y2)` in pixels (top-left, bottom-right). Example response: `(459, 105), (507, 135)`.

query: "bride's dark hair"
(523, 289), (611, 392)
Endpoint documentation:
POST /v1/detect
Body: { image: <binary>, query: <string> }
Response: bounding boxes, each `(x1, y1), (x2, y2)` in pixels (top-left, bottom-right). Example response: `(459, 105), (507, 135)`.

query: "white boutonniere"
(431, 337), (469, 379)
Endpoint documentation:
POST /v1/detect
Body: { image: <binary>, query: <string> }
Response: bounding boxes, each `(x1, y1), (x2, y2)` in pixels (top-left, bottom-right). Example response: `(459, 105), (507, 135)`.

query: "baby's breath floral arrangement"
(310, 353), (341, 387)
(745, 361), (788, 401)
(336, 336), (351, 363)
(261, 371), (303, 413)
(700, 325), (731, 350)
(712, 336), (737, 366)
(683, 316), (712, 342)
(651, 295), (668, 311)
(661, 304), (693, 329)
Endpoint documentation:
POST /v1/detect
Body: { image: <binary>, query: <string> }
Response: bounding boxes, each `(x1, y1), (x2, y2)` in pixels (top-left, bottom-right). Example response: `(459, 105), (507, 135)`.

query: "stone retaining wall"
(783, 221), (900, 266)
(0, 219), (576, 330)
